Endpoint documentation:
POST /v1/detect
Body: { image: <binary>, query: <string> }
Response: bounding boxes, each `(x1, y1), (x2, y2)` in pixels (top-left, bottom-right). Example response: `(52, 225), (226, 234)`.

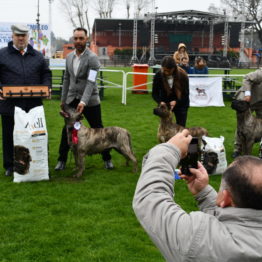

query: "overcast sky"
(0, 0), (220, 40)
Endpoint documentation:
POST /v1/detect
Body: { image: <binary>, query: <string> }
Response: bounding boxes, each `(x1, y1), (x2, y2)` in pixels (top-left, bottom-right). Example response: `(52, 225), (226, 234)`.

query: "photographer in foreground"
(133, 129), (262, 261)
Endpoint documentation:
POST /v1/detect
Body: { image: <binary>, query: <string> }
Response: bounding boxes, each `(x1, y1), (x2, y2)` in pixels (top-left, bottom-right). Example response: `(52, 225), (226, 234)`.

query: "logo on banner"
(194, 83), (209, 102)
(196, 87), (207, 97)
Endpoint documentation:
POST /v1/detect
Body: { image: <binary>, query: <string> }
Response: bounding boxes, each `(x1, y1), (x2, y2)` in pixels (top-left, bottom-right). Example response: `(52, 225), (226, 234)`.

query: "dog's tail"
(118, 128), (137, 171)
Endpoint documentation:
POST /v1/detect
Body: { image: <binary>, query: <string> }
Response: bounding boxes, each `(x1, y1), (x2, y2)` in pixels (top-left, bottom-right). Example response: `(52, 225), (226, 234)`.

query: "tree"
(59, 0), (91, 37)
(220, 0), (262, 44)
(208, 3), (224, 14)
(93, 0), (117, 18)
(124, 0), (132, 18)
(134, 0), (150, 16)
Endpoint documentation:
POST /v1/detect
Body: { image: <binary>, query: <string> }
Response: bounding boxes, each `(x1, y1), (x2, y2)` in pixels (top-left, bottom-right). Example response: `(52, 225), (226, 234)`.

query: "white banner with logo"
(189, 77), (224, 107)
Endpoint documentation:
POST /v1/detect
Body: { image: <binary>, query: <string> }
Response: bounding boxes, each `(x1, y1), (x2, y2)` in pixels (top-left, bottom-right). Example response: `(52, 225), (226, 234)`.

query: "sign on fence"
(189, 77), (224, 107)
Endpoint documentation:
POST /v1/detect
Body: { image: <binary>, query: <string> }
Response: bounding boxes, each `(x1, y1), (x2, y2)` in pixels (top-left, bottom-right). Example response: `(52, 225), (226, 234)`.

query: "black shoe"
(5, 168), (13, 177)
(232, 151), (240, 158)
(55, 161), (66, 171)
(104, 160), (114, 170)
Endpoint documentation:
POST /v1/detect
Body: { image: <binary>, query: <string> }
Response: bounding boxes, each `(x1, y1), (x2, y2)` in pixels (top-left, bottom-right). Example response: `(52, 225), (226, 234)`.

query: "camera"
(180, 137), (199, 176)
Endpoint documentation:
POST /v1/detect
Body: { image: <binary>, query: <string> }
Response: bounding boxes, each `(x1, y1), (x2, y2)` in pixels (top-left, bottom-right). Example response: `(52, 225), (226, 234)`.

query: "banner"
(189, 77), (225, 107)
(0, 22), (50, 57)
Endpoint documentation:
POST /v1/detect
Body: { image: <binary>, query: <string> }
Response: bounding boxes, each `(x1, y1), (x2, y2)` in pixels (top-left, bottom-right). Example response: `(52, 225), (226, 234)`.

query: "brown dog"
(60, 105), (138, 177)
(153, 103), (208, 143)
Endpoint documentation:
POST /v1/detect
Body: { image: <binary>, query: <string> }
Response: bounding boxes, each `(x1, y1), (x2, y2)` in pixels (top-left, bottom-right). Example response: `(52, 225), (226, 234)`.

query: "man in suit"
(0, 24), (51, 177)
(55, 27), (113, 171)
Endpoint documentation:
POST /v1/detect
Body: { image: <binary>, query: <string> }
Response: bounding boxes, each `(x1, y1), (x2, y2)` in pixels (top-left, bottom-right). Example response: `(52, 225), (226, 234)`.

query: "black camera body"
(180, 137), (199, 176)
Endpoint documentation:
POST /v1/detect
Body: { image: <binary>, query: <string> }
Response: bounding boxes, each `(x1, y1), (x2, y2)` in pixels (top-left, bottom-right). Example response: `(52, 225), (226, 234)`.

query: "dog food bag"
(201, 135), (227, 175)
(13, 106), (49, 182)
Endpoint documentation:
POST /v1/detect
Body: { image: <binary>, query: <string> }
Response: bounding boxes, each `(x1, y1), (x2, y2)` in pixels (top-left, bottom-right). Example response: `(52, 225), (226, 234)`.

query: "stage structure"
(153, 10), (226, 58)
(130, 12), (139, 64)
(91, 10), (256, 64)
(148, 0), (156, 65)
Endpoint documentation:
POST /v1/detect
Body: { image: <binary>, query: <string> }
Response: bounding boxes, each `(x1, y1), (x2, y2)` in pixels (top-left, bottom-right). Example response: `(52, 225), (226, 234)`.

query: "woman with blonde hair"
(173, 43), (189, 65)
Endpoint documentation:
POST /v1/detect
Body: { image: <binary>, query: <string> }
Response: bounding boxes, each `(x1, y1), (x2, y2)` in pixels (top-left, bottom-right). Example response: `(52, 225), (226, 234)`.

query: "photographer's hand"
(167, 129), (192, 158)
(180, 161), (209, 195)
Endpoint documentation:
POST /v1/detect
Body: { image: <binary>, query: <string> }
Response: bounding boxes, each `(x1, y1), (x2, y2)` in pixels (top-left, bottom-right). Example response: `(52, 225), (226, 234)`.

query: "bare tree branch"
(217, 0), (262, 44)
(59, 0), (91, 36)
(124, 0), (132, 18)
(134, 0), (150, 16)
(60, 0), (77, 28)
(92, 0), (117, 18)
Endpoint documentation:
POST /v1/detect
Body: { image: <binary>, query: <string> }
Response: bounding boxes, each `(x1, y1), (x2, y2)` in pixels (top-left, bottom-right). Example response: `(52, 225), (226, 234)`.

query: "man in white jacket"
(133, 129), (262, 262)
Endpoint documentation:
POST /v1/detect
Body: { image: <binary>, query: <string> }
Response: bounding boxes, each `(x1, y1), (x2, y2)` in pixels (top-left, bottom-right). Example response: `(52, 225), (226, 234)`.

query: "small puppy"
(60, 105), (138, 177)
(153, 103), (208, 143)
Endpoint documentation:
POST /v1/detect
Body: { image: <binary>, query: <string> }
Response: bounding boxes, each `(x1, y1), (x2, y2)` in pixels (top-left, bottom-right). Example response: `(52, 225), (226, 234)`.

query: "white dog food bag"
(13, 106), (49, 182)
(201, 135), (227, 175)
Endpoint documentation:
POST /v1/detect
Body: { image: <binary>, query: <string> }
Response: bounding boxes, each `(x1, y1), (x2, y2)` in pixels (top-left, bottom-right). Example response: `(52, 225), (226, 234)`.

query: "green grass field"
(0, 67), (258, 261)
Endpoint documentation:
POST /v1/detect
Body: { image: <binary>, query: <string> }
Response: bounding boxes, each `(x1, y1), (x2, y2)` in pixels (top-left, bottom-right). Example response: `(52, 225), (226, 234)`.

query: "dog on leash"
(231, 100), (262, 155)
(60, 105), (138, 177)
(153, 103), (208, 143)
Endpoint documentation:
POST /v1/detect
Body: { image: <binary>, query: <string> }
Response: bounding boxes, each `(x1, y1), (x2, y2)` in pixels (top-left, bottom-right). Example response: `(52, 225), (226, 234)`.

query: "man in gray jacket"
(133, 129), (262, 261)
(233, 68), (262, 158)
(55, 27), (113, 171)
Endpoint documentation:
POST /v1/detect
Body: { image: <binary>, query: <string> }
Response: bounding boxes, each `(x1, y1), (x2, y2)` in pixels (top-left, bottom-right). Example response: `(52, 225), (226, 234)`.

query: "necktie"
(20, 50), (24, 55)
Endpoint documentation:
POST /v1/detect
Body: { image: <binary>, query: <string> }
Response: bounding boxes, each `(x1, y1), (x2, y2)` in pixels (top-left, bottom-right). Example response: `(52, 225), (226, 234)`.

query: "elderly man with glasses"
(0, 24), (51, 177)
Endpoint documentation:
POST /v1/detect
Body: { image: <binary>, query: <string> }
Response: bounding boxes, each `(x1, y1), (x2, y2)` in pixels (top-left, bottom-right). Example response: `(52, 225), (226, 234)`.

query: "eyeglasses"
(74, 37), (85, 41)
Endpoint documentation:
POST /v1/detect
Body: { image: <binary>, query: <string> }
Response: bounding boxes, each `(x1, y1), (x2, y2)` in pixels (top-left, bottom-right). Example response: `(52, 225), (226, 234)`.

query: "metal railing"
(50, 67), (246, 105)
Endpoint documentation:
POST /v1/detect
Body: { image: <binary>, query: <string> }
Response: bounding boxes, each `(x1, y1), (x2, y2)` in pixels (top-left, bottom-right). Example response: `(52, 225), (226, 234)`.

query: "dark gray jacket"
(0, 41), (51, 115)
(61, 48), (100, 107)
(133, 143), (262, 261)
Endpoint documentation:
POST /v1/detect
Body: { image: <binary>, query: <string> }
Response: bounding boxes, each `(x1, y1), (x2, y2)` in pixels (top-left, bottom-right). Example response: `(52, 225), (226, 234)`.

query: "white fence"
(122, 72), (246, 105)
(51, 67), (246, 106)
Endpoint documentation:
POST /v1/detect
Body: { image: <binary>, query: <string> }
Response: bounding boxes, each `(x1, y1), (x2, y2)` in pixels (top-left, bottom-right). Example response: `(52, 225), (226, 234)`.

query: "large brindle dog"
(60, 106), (138, 177)
(153, 103), (208, 143)
(231, 100), (262, 155)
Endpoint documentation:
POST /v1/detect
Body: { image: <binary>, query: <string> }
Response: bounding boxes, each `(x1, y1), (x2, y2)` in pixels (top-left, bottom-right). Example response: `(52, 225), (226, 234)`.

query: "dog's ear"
(60, 110), (70, 118)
